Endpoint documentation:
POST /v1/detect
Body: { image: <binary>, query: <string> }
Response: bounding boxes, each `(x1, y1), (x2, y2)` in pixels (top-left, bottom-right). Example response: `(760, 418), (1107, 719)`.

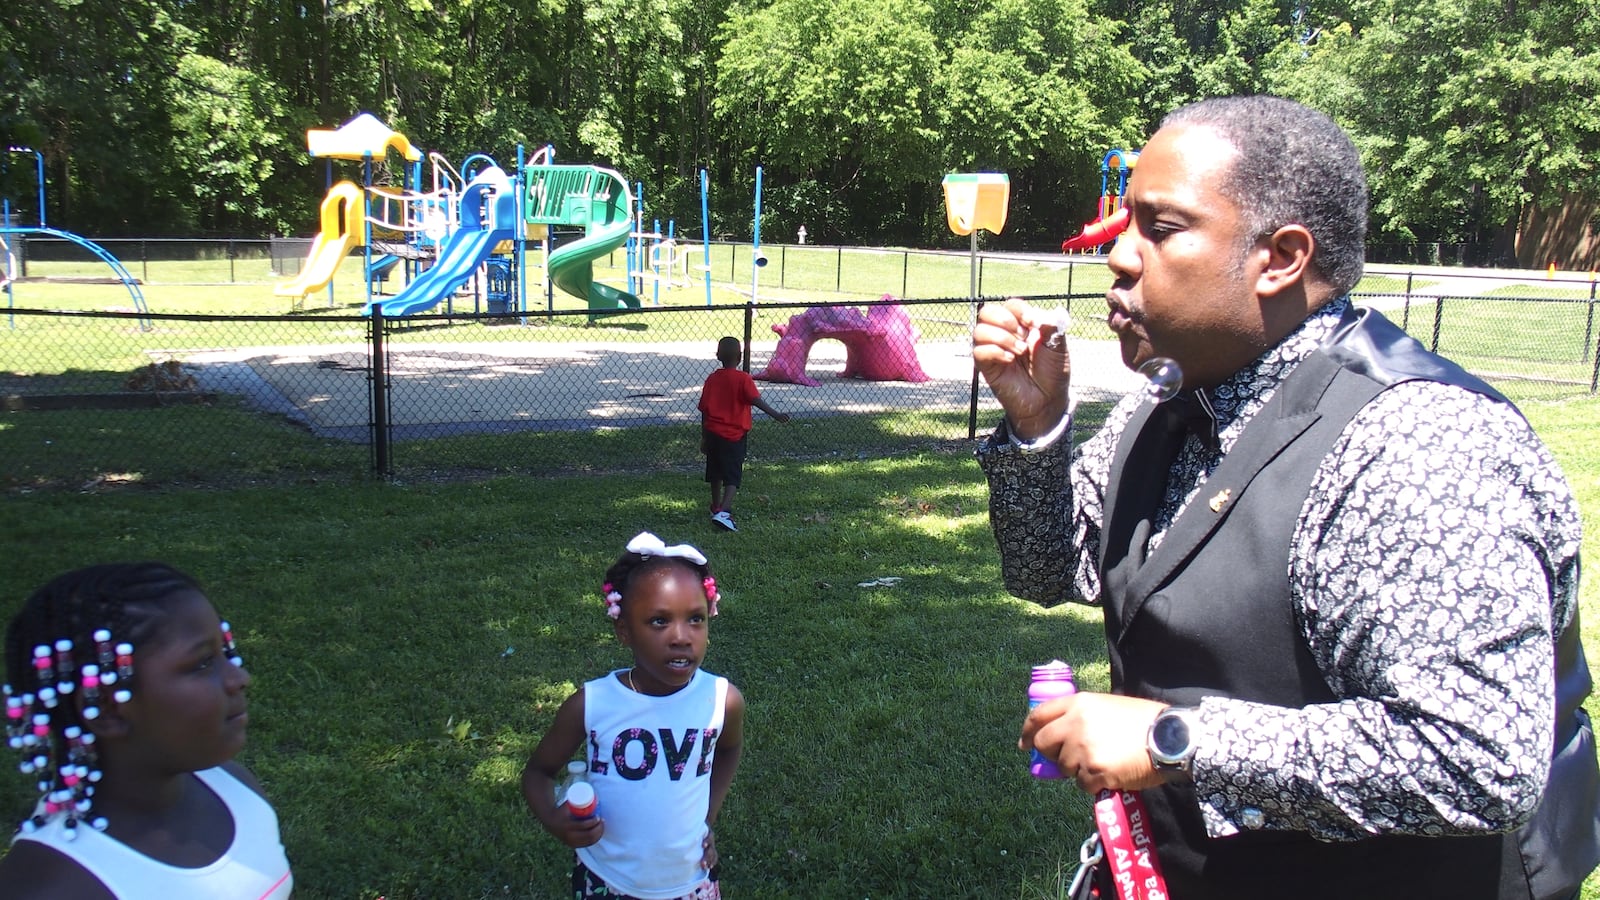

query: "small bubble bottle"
(1028, 660), (1077, 779)
(565, 781), (598, 819)
(554, 759), (588, 805)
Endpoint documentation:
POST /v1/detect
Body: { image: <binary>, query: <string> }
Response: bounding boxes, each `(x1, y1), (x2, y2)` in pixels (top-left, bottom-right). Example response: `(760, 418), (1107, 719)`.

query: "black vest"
(1099, 305), (1600, 899)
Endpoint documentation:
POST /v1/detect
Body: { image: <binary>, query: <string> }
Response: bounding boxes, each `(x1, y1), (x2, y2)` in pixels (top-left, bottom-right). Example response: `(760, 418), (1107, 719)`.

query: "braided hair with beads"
(3, 562), (242, 839)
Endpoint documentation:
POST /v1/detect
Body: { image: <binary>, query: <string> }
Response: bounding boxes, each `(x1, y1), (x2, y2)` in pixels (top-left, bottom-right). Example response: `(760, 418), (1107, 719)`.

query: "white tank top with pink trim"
(11, 765), (294, 899)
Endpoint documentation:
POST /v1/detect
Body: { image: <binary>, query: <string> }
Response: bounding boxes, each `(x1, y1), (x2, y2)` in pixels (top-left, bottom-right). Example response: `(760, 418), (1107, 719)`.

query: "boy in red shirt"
(698, 336), (789, 531)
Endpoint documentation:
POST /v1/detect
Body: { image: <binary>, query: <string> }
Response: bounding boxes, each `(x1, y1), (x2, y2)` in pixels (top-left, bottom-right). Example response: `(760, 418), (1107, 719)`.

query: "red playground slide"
(1060, 206), (1131, 252)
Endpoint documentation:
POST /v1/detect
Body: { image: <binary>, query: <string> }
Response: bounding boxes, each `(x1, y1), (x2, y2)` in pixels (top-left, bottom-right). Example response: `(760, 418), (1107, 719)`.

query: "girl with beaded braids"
(0, 562), (293, 899)
(522, 532), (746, 900)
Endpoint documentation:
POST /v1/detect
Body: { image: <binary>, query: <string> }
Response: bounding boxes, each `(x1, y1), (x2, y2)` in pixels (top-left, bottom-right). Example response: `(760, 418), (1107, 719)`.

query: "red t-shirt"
(698, 367), (761, 440)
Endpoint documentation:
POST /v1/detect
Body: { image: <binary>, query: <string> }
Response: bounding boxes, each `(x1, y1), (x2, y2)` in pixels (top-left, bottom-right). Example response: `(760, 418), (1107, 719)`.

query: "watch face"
(1152, 712), (1191, 758)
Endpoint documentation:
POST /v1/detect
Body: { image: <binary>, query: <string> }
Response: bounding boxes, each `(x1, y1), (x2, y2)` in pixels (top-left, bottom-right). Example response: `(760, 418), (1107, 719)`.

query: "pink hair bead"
(80, 666), (102, 720)
(220, 621), (242, 665)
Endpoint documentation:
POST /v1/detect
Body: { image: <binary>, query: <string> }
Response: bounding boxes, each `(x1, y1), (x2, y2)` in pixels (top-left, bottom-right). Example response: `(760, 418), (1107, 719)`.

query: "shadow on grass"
(0, 454), (1104, 899)
(0, 398), (368, 492)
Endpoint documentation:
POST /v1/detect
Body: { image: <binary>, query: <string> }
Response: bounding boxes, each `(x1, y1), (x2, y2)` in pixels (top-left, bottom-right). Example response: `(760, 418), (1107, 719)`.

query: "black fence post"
(369, 308), (391, 477)
(141, 240), (148, 284)
(968, 299), (984, 440)
(1402, 273), (1413, 331)
(1590, 329), (1600, 393)
(228, 239), (236, 283)
(1585, 277), (1597, 364)
(836, 246), (843, 293)
(902, 253), (909, 297)
(780, 245), (787, 289)
(1430, 296), (1444, 354)
(742, 303), (754, 370)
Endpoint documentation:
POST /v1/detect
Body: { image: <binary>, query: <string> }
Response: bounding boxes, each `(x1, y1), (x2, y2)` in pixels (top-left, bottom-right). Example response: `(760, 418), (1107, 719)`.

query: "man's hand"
(1021, 692), (1173, 793)
(972, 298), (1072, 441)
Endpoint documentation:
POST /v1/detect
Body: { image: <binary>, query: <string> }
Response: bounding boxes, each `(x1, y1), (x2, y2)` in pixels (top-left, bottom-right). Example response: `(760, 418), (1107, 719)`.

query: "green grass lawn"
(0, 395), (1598, 898)
(4, 253), (1600, 897)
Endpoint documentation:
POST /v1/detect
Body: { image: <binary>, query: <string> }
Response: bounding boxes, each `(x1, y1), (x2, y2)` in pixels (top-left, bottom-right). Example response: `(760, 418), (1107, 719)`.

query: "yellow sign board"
(941, 173), (1010, 236)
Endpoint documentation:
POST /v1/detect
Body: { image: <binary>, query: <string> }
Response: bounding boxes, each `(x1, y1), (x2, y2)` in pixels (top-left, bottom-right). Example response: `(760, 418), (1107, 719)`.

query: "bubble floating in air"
(1137, 356), (1183, 402)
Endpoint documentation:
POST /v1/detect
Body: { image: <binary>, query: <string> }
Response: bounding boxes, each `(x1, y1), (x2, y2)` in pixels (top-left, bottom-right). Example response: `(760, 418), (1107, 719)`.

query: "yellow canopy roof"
(306, 113), (422, 162)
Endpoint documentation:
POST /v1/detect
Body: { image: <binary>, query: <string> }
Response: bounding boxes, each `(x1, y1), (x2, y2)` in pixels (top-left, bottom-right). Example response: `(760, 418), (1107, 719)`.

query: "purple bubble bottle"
(1029, 660), (1077, 779)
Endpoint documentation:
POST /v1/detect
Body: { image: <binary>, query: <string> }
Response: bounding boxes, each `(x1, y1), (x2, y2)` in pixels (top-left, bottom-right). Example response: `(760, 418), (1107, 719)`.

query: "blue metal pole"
(701, 169), (712, 307)
(631, 181), (645, 293)
(2, 195), (11, 325)
(358, 155), (377, 310)
(517, 144), (526, 318)
(751, 165), (763, 303)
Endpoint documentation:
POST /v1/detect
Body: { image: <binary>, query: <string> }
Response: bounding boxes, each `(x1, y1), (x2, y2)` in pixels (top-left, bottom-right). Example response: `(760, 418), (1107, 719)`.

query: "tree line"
(2, 0), (1596, 258)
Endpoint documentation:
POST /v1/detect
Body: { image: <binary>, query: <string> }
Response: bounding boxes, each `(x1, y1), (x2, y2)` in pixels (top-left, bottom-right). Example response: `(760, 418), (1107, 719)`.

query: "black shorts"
(571, 858), (720, 899)
(703, 431), (748, 487)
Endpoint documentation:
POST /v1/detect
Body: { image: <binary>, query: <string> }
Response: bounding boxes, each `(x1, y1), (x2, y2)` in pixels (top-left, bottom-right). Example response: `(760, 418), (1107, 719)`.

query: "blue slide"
(367, 253), (400, 288)
(367, 167), (516, 317)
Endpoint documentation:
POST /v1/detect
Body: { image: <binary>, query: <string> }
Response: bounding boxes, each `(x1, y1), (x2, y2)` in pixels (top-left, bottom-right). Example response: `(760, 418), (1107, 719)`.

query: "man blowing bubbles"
(973, 95), (1600, 899)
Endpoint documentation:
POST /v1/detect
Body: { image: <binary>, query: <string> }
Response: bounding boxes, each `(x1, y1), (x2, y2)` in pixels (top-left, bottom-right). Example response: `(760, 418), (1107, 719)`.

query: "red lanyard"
(1092, 789), (1169, 900)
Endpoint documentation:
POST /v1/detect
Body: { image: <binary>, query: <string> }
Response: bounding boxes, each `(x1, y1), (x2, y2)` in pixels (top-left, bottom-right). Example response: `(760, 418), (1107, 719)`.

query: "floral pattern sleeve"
(975, 397), (1138, 609)
(1191, 382), (1582, 840)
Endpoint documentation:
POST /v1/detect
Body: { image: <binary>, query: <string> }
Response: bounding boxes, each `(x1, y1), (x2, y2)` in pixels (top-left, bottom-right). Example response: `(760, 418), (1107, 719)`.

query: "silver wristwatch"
(1147, 706), (1199, 776)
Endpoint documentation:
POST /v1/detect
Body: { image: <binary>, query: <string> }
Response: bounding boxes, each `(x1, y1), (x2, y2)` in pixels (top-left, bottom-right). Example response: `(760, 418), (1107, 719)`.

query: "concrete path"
(181, 332), (1145, 442)
(181, 265), (1585, 441)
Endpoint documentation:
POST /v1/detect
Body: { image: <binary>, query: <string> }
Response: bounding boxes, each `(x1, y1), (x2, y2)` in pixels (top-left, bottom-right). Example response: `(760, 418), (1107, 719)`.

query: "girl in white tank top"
(1, 562), (293, 899)
(522, 532), (747, 900)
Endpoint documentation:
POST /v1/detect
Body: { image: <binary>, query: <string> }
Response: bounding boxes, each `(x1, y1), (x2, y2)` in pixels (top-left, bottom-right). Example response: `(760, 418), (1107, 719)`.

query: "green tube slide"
(526, 164), (642, 316)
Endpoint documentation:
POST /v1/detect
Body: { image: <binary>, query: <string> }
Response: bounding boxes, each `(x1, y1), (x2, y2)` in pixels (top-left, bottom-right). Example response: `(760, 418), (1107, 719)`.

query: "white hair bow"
(626, 532), (707, 566)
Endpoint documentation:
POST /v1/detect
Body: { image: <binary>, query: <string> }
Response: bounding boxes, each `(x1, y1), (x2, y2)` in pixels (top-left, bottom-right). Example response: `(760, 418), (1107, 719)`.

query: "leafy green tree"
(0, 0), (190, 233)
(933, 0), (1145, 245)
(1191, 0), (1291, 97)
(1271, 0), (1600, 256)
(169, 55), (297, 235)
(715, 0), (944, 243)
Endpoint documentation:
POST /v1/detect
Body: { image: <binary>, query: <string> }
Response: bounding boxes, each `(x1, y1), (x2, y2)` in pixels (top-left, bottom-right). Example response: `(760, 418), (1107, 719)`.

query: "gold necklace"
(626, 667), (639, 693)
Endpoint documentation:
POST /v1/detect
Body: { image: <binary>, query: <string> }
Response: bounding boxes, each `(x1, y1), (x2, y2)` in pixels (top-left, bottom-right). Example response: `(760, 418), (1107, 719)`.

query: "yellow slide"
(275, 181), (366, 299)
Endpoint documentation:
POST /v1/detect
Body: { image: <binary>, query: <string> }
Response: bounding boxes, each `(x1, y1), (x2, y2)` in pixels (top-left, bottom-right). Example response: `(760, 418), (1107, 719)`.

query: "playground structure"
(1, 146), (149, 325)
(275, 113), (657, 320)
(526, 163), (643, 319)
(365, 164), (521, 317)
(753, 299), (932, 387)
(623, 169), (716, 308)
(1061, 148), (1137, 252)
(274, 180), (369, 301)
(275, 114), (425, 307)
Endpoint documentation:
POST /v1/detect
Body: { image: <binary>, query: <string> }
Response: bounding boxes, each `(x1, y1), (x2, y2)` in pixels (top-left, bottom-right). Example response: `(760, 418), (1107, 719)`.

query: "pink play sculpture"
(754, 298), (932, 387)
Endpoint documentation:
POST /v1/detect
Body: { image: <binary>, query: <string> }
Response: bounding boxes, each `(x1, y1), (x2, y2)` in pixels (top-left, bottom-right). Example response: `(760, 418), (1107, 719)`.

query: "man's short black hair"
(1163, 95), (1368, 296)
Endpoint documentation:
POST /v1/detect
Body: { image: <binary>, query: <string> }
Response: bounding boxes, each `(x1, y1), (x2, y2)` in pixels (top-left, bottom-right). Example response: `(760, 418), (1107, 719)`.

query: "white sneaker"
(711, 510), (738, 532)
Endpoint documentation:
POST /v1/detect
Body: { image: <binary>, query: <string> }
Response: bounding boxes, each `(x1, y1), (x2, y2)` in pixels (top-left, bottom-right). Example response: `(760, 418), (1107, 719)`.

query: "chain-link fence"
(5, 250), (1600, 489)
(0, 297), (1008, 487)
(9, 234), (1111, 297)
